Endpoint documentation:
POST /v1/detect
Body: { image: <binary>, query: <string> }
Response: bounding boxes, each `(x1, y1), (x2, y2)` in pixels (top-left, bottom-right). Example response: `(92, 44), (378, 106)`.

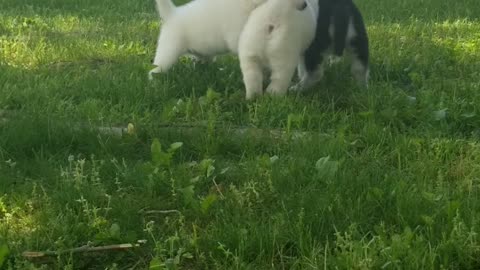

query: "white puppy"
(238, 0), (318, 99)
(149, 0), (266, 80)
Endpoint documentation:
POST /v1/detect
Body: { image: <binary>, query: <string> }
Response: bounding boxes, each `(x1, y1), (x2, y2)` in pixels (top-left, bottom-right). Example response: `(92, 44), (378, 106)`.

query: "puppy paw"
(361, 81), (369, 89)
(245, 93), (257, 100)
(327, 55), (342, 66)
(266, 86), (287, 97)
(148, 67), (161, 81)
(289, 83), (303, 92)
(353, 76), (369, 89)
(246, 91), (262, 100)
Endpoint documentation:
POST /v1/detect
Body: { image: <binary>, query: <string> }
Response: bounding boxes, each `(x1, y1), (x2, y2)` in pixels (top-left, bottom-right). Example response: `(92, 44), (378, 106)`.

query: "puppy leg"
(290, 57), (308, 91)
(149, 32), (184, 80)
(297, 57), (308, 82)
(188, 54), (214, 65)
(350, 56), (369, 88)
(348, 33), (369, 88)
(291, 57), (325, 91)
(240, 56), (263, 100)
(292, 19), (331, 91)
(266, 57), (297, 96)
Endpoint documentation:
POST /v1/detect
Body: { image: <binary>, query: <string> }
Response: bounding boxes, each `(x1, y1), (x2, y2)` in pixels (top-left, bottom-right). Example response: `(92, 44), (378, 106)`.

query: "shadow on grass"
(1, 0), (478, 23)
(359, 0), (479, 23)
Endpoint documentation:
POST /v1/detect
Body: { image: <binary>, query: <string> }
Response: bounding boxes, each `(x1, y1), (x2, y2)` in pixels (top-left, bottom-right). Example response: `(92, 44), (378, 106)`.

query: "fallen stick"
(0, 110), (329, 140)
(139, 209), (181, 215)
(22, 240), (147, 259)
(94, 123), (321, 141)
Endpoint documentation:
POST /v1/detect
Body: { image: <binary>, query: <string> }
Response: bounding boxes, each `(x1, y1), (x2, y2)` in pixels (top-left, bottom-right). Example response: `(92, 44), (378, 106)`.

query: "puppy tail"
(155, 0), (176, 20)
(332, 4), (349, 56)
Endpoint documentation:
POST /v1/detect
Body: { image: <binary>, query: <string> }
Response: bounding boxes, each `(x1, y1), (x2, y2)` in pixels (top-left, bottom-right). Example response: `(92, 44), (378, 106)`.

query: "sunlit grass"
(0, 14), (155, 69)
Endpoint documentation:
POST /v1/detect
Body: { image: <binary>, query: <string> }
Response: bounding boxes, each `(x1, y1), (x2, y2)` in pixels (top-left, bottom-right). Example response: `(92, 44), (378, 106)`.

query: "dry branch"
(0, 109), (329, 141)
(139, 209), (181, 215)
(22, 240), (147, 260)
(94, 123), (318, 141)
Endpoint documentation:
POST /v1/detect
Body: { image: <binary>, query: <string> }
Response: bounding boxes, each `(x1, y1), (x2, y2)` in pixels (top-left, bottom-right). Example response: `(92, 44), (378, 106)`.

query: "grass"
(1, 0), (480, 268)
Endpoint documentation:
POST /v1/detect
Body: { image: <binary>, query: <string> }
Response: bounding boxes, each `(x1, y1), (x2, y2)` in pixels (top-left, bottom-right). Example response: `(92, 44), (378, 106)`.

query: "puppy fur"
(149, 0), (266, 80)
(238, 0), (318, 100)
(293, 0), (369, 90)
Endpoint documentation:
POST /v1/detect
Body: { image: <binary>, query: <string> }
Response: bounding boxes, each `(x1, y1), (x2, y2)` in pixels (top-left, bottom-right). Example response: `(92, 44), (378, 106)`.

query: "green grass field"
(1, 0), (480, 268)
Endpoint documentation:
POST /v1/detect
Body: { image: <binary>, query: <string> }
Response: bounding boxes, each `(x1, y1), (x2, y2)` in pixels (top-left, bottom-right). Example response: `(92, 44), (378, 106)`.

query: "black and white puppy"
(293, 0), (369, 90)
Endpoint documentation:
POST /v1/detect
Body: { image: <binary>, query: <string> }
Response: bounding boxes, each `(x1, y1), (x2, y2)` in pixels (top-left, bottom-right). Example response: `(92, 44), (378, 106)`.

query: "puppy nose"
(298, 2), (307, 10)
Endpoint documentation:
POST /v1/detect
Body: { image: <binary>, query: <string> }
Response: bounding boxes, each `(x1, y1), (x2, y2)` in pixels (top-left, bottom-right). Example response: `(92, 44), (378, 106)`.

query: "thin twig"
(93, 124), (315, 141)
(22, 240), (147, 259)
(0, 110), (329, 140)
(212, 177), (225, 199)
(139, 209), (181, 215)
